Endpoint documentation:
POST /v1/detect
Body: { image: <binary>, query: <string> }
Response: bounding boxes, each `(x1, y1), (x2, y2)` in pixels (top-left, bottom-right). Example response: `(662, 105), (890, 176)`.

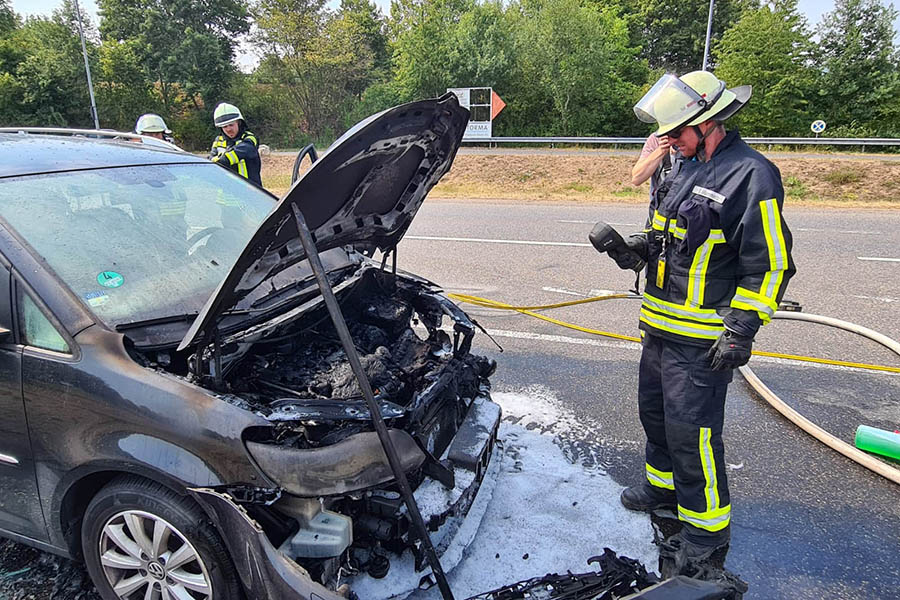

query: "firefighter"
(134, 113), (173, 143)
(604, 70), (795, 571)
(209, 102), (262, 187)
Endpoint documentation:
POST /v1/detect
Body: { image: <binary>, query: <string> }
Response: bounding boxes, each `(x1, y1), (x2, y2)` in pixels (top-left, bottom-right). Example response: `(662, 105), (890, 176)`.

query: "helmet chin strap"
(693, 122), (722, 161)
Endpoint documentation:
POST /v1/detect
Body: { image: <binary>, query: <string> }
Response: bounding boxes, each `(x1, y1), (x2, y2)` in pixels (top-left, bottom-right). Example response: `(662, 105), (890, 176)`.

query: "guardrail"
(461, 136), (900, 147)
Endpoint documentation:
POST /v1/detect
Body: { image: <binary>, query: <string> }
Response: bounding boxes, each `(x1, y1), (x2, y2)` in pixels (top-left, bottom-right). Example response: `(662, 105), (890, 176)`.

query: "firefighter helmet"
(134, 113), (171, 134)
(634, 71), (751, 136)
(213, 102), (244, 128)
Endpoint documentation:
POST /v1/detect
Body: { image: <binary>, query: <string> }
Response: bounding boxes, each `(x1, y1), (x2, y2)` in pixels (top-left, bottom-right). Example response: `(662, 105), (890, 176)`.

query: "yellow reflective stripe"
(652, 210), (667, 229)
(642, 293), (722, 323)
(223, 150), (239, 166)
(678, 504), (731, 532)
(646, 463), (675, 490)
(238, 159), (248, 178)
(213, 137), (228, 148)
(760, 199), (788, 301)
(639, 308), (724, 340)
(699, 427), (720, 512)
(243, 134), (258, 146)
(686, 231), (726, 307)
(731, 287), (777, 323)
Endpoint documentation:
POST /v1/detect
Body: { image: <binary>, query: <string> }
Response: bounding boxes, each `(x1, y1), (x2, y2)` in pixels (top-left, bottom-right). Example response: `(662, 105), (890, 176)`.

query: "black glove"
(608, 233), (648, 271)
(706, 329), (753, 370)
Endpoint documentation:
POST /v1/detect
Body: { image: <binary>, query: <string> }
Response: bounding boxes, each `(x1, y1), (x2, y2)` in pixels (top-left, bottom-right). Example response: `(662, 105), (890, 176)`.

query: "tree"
(816, 0), (900, 134)
(254, 0), (382, 138)
(98, 0), (250, 112)
(714, 0), (816, 136)
(510, 0), (648, 135)
(95, 39), (159, 132)
(636, 0), (754, 73)
(390, 0), (472, 100)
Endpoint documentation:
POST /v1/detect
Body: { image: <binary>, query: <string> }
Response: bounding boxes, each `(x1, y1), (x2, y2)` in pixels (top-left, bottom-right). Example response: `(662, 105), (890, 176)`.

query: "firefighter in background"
(209, 102), (262, 187)
(597, 70), (795, 573)
(135, 113), (175, 144)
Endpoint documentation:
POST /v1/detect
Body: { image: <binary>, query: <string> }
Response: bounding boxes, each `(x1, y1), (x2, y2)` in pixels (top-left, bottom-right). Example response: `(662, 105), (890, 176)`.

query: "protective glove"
(706, 329), (753, 370)
(607, 233), (649, 272)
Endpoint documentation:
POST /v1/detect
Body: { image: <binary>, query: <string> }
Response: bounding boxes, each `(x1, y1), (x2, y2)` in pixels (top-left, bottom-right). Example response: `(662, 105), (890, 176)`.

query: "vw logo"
(147, 561), (166, 580)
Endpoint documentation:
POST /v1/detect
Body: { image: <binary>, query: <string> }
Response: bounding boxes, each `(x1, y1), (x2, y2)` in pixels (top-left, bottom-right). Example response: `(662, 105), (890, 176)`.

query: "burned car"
(0, 95), (500, 600)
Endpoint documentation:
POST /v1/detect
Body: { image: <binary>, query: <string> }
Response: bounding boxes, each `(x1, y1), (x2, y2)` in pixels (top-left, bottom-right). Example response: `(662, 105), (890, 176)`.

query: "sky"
(9, 0), (900, 71)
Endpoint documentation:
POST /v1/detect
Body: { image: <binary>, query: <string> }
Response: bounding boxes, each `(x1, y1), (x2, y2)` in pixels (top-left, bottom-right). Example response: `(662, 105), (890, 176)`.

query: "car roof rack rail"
(0, 127), (182, 151)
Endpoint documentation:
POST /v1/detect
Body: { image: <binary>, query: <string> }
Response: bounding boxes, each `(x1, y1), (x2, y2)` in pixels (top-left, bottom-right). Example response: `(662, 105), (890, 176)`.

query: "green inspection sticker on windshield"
(97, 271), (124, 288)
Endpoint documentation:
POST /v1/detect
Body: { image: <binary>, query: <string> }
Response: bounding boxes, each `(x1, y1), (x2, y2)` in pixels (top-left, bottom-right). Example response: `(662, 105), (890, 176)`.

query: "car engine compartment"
(133, 264), (500, 590)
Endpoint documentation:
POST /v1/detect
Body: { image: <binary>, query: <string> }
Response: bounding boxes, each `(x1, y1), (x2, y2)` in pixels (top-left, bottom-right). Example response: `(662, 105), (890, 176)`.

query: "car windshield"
(0, 163), (275, 326)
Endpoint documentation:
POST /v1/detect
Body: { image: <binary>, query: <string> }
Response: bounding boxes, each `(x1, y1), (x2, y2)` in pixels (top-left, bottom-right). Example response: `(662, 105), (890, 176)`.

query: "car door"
(0, 264), (46, 539)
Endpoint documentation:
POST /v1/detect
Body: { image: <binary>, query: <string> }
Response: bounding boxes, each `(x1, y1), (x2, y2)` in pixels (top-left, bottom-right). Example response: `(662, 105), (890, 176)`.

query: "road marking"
(797, 227), (882, 234)
(473, 328), (897, 376)
(406, 235), (592, 248)
(542, 286), (586, 297)
(858, 257), (900, 263)
(557, 220), (639, 226)
(850, 294), (898, 303)
(542, 286), (629, 298)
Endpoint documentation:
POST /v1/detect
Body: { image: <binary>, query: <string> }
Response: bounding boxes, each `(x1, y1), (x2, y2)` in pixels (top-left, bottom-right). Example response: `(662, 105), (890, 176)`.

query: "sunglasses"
(667, 126), (687, 139)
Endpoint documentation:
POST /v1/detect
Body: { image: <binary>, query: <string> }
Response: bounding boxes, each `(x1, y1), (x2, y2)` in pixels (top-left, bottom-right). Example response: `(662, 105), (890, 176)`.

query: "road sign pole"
(74, 0), (100, 129)
(702, 0), (715, 70)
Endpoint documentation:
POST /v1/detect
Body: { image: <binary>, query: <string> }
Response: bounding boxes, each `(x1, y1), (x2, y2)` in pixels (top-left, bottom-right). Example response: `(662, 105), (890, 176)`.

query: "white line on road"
(557, 220), (639, 226)
(541, 286), (587, 297)
(796, 228), (882, 234)
(851, 294), (898, 303)
(406, 235), (592, 248)
(858, 257), (900, 262)
(477, 328), (897, 376)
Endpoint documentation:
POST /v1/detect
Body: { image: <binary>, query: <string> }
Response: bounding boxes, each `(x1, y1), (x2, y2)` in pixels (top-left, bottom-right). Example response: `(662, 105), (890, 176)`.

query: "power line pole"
(73, 0), (100, 129)
(702, 0), (715, 71)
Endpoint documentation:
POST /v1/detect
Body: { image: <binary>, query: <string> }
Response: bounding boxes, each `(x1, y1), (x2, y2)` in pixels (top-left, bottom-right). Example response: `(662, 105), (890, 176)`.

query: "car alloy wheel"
(98, 509), (213, 600)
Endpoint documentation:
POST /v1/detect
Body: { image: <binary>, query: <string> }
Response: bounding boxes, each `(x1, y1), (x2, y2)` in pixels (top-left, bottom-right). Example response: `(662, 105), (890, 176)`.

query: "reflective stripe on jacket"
(210, 130), (262, 186)
(639, 130), (795, 346)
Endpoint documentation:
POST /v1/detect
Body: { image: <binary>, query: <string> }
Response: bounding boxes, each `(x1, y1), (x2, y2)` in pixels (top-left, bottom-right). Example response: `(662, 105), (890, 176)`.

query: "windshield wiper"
(115, 309), (253, 332)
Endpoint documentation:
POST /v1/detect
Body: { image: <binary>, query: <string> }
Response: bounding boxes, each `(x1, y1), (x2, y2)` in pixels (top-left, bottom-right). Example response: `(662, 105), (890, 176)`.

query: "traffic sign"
(811, 119), (826, 134)
(448, 87), (506, 140)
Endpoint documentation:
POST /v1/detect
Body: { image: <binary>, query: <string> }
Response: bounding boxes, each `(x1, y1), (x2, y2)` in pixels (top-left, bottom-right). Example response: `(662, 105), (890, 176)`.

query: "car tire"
(81, 475), (242, 600)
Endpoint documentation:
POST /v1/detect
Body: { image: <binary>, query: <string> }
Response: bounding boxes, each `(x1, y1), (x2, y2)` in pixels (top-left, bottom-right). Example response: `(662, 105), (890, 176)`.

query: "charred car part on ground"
(0, 94), (502, 600)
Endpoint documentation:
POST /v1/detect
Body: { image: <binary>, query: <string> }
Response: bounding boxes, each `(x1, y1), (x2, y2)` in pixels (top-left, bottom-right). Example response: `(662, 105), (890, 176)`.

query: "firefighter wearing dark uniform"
(209, 102), (262, 187)
(603, 71), (795, 571)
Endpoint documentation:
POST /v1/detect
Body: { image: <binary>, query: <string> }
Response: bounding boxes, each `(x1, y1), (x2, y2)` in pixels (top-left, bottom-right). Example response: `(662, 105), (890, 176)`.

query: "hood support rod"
(290, 203), (456, 600)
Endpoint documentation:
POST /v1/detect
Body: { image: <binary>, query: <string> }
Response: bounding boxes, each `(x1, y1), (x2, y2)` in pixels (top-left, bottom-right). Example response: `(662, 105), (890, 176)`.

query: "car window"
(0, 164), (276, 327)
(19, 292), (69, 353)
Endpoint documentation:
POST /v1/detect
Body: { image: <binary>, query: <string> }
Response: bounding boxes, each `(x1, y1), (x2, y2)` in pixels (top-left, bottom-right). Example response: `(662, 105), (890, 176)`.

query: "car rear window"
(0, 163), (276, 327)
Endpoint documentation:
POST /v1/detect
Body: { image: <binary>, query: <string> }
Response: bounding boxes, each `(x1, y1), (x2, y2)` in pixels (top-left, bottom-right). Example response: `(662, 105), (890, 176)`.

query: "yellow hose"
(447, 292), (900, 374)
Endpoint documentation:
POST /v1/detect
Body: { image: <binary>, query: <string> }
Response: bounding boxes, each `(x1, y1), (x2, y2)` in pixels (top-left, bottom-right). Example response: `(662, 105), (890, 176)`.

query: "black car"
(0, 95), (500, 600)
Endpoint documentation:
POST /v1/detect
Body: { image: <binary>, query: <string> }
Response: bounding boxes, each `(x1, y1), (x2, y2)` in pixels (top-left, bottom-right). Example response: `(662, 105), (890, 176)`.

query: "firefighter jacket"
(638, 130), (795, 346)
(210, 128), (262, 186)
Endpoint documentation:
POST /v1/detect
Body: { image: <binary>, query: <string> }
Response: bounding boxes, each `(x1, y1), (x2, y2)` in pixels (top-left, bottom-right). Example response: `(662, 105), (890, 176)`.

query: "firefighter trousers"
(639, 333), (732, 542)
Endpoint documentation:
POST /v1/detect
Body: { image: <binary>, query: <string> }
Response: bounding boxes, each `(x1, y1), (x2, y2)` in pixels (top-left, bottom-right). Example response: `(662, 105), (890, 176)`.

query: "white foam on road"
(357, 386), (657, 599)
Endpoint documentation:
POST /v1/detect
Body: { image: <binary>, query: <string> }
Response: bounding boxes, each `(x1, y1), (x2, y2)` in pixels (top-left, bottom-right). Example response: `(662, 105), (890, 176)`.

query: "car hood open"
(178, 94), (468, 351)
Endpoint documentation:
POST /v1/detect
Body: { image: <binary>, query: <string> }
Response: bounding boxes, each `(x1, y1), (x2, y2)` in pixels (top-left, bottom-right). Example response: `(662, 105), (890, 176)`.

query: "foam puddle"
(354, 386), (657, 599)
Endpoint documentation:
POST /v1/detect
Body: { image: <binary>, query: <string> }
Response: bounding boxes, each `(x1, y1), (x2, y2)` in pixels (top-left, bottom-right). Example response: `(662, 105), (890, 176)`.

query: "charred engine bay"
(220, 268), (495, 448)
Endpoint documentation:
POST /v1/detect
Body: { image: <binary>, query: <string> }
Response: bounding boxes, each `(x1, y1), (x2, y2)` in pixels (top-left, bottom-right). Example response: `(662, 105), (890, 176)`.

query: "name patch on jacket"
(691, 186), (726, 204)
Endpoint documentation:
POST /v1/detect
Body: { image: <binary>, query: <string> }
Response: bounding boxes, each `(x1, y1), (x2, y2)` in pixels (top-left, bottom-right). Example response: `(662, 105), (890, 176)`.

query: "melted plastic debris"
(463, 548), (659, 600)
(0, 539), (99, 600)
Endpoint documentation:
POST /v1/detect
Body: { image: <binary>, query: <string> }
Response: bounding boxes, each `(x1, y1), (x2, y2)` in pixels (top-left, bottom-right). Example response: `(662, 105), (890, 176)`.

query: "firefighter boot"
(658, 527), (731, 578)
(620, 483), (677, 512)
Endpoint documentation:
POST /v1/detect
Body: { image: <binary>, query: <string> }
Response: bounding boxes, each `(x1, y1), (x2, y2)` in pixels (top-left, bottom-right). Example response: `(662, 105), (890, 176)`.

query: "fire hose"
(446, 292), (900, 485)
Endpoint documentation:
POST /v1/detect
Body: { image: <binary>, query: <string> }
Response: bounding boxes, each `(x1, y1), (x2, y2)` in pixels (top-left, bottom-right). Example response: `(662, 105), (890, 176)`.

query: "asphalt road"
(396, 200), (900, 599)
(2, 200), (898, 600)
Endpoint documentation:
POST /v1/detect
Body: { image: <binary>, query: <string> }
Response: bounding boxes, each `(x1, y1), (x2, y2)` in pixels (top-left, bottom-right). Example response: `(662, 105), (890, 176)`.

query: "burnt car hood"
(178, 94), (468, 351)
